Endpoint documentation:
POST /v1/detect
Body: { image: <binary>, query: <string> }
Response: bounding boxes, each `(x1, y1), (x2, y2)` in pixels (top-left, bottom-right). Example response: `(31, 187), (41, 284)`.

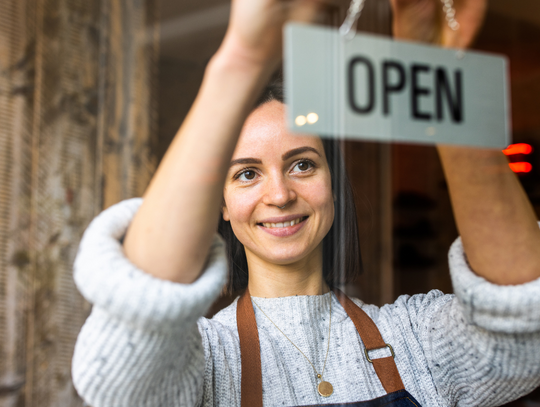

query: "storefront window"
(0, 0), (538, 405)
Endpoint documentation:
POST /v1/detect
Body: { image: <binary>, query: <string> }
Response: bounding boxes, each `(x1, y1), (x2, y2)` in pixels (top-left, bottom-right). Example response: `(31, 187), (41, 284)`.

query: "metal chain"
(339, 0), (367, 40)
(340, 0), (460, 39)
(441, 0), (460, 31)
(251, 294), (332, 381)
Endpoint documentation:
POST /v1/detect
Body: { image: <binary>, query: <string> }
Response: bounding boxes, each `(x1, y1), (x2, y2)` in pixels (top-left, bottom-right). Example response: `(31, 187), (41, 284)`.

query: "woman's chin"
(248, 246), (319, 267)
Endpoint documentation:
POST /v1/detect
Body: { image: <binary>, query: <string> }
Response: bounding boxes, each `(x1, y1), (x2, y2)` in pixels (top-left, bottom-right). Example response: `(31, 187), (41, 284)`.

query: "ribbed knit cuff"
(449, 223), (540, 334)
(73, 198), (227, 332)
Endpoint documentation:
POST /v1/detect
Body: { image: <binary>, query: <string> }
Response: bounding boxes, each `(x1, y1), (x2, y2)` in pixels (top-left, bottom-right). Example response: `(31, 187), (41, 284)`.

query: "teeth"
(262, 217), (304, 228)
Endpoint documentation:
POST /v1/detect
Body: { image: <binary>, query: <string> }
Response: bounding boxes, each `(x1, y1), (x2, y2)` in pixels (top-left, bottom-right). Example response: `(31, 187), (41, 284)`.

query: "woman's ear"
(222, 201), (230, 221)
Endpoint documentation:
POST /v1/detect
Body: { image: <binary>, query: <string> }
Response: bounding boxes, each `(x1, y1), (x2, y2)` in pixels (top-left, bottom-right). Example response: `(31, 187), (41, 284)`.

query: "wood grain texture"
(0, 0), (159, 405)
(0, 0), (39, 405)
(98, 0), (160, 210)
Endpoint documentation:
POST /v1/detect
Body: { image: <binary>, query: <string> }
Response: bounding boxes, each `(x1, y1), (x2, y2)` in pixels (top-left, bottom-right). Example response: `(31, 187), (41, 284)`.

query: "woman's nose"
(262, 174), (297, 208)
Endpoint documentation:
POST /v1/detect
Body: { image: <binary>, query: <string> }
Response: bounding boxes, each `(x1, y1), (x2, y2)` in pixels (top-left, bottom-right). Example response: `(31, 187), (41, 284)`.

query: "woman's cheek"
(227, 190), (261, 249)
(226, 188), (259, 224)
(302, 179), (333, 209)
(308, 179), (335, 233)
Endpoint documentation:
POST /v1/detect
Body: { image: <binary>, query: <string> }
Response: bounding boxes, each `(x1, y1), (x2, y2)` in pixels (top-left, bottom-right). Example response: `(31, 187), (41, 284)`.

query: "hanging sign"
(284, 23), (511, 148)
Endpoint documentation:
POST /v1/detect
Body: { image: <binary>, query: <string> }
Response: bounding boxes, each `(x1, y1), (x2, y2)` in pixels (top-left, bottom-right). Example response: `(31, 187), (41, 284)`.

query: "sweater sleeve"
(71, 198), (228, 407)
(418, 226), (540, 406)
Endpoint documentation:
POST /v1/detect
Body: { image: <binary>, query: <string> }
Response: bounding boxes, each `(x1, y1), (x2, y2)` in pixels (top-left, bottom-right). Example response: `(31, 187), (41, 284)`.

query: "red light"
(502, 143), (533, 156)
(509, 162), (532, 173)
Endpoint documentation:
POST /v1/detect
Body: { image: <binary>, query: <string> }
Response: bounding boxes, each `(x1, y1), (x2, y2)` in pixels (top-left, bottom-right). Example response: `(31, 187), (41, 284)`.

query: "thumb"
(289, 0), (325, 23)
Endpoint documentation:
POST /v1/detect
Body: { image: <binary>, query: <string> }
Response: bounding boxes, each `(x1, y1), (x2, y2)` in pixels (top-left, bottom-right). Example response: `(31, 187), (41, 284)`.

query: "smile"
(257, 216), (308, 237)
(261, 216), (307, 228)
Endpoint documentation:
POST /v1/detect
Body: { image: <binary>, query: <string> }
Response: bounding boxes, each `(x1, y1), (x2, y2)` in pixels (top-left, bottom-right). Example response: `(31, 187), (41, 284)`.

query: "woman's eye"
(292, 161), (313, 172)
(238, 170), (257, 181)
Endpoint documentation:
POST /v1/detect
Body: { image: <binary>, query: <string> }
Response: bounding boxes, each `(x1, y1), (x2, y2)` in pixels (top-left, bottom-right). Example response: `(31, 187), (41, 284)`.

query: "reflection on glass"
(307, 112), (319, 124)
(295, 115), (307, 126)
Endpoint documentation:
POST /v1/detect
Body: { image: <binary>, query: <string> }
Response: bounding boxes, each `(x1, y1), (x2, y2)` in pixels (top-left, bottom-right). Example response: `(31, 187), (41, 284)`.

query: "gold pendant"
(317, 381), (333, 397)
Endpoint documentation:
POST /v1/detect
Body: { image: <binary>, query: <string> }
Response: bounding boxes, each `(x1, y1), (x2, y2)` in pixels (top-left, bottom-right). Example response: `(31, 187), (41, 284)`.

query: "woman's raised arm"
(437, 147), (540, 285)
(123, 0), (322, 284)
(392, 0), (540, 285)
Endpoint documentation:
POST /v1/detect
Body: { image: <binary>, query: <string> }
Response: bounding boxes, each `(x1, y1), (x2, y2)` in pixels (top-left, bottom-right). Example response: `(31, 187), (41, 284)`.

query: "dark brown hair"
(218, 77), (363, 294)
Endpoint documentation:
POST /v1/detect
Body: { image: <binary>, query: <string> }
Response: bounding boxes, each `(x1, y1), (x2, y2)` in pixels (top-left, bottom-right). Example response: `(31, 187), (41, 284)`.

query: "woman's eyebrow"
(229, 157), (262, 167)
(282, 146), (321, 161)
(229, 147), (320, 167)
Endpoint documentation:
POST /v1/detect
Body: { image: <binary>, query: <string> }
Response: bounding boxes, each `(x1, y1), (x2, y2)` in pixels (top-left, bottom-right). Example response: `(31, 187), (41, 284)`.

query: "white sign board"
(284, 23), (511, 148)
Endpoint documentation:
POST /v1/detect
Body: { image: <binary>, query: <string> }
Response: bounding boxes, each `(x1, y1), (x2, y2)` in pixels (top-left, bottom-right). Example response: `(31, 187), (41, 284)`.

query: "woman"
(72, 0), (540, 406)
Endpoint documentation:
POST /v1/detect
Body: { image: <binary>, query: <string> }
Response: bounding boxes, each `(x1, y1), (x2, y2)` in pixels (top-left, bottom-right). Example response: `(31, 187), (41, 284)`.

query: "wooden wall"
(0, 0), (159, 405)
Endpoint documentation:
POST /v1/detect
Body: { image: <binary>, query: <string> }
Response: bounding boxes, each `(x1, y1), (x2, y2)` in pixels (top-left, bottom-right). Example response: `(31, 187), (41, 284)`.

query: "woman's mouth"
(260, 216), (307, 228)
(257, 216), (308, 237)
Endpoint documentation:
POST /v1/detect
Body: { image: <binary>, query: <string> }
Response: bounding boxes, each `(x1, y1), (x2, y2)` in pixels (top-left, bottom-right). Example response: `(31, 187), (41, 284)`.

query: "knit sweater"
(72, 198), (540, 407)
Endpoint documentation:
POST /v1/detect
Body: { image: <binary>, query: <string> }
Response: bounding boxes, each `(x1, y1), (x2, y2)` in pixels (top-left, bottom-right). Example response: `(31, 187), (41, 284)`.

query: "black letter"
(411, 64), (432, 121)
(435, 68), (463, 123)
(383, 61), (406, 116)
(348, 57), (375, 114)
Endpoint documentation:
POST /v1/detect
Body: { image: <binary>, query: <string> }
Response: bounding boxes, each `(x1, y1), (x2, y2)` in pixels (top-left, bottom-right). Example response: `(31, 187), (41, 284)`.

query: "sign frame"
(284, 23), (511, 148)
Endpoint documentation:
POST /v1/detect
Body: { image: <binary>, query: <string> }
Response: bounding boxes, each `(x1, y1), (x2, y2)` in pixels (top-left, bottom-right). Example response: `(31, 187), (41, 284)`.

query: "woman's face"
(222, 100), (334, 268)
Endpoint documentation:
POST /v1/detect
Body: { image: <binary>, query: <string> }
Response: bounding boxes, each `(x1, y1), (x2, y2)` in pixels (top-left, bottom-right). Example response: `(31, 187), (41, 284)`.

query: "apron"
(236, 289), (422, 407)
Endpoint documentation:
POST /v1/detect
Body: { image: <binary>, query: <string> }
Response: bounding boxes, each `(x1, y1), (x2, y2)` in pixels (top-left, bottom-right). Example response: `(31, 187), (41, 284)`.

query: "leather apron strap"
(237, 288), (405, 407)
(237, 288), (263, 407)
(333, 289), (405, 394)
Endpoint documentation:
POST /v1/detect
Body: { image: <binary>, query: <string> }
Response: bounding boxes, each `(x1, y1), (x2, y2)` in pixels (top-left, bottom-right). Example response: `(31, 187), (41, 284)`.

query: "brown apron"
(236, 288), (422, 407)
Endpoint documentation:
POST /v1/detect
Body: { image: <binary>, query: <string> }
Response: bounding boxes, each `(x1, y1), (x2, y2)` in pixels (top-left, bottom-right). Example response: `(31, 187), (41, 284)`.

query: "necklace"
(251, 294), (333, 397)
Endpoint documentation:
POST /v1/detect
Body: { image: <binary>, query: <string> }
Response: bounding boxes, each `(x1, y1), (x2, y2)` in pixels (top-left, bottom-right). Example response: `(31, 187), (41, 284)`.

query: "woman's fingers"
(391, 0), (487, 48)
(224, 0), (326, 66)
(390, 0), (441, 44)
(289, 0), (324, 23)
(444, 0), (487, 47)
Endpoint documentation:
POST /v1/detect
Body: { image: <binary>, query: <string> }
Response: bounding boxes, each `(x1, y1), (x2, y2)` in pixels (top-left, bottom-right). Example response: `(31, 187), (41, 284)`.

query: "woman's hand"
(389, 0), (540, 285)
(220, 0), (324, 69)
(390, 0), (487, 48)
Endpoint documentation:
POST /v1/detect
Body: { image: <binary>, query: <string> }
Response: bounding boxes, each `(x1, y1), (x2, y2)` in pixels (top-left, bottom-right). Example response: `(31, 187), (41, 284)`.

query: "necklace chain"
(251, 294), (332, 381)
(340, 0), (460, 39)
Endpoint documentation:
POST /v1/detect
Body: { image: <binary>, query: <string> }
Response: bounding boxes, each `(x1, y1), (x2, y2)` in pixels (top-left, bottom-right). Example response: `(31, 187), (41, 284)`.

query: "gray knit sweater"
(72, 198), (540, 407)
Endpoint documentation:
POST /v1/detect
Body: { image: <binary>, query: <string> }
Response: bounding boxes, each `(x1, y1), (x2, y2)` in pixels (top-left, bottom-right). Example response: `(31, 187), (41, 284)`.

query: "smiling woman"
(71, 0), (540, 405)
(218, 82), (362, 295)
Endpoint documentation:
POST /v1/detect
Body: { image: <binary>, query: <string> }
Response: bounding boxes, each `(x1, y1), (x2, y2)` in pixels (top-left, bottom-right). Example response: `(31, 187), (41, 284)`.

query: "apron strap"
(237, 288), (405, 407)
(237, 288), (263, 407)
(333, 288), (405, 394)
